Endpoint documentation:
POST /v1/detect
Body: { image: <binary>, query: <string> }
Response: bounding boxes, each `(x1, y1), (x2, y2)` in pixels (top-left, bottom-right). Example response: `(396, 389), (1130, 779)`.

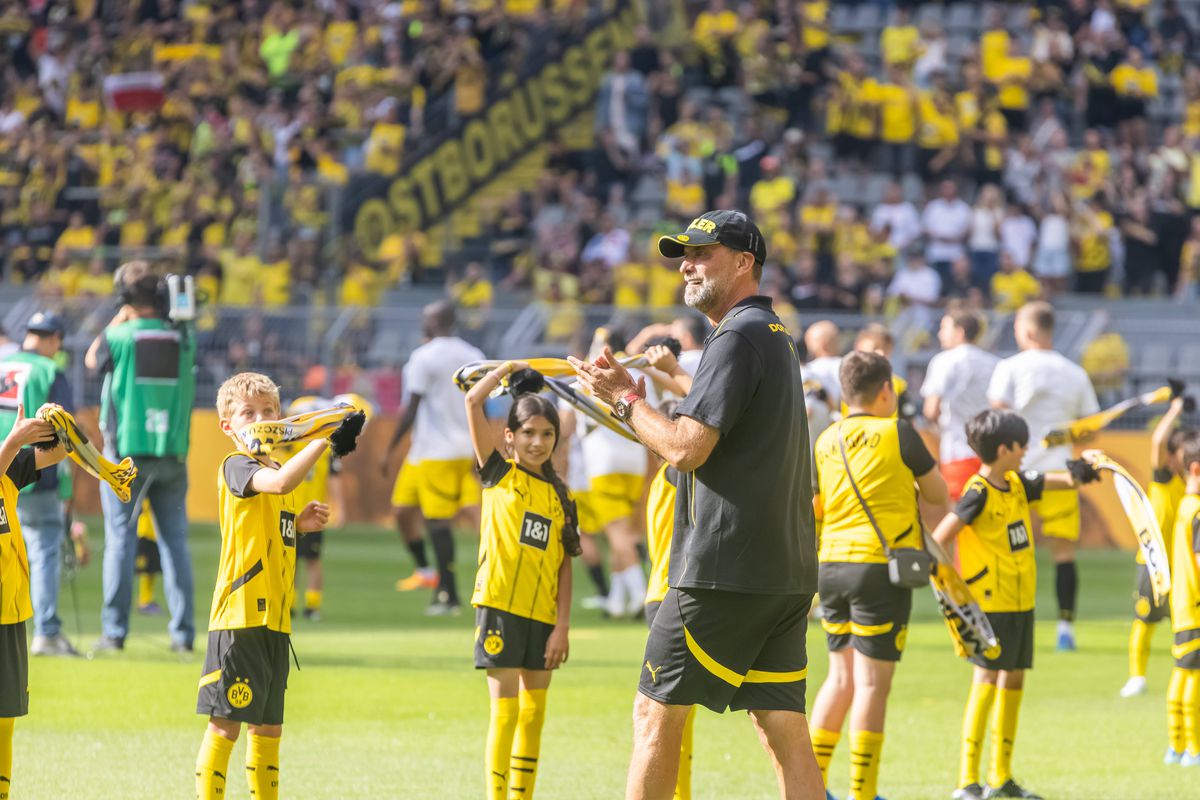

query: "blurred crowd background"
(1, 0), (1198, 413)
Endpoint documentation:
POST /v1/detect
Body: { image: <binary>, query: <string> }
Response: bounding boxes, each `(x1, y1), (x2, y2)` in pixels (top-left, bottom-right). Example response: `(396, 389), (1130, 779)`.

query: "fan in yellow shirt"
(450, 262), (494, 332)
(917, 82), (960, 183)
(991, 41), (1033, 132)
(1112, 47), (1158, 146)
(1072, 199), (1114, 293)
(219, 233), (262, 307)
(991, 253), (1042, 312)
(880, 8), (920, 68)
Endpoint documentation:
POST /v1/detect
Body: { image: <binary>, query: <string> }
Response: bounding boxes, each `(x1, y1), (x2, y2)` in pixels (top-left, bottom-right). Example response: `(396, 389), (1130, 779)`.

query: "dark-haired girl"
(464, 361), (580, 800)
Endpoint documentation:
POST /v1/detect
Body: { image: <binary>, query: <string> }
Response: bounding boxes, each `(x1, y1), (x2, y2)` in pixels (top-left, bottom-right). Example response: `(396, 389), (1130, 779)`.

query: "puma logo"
(644, 661), (663, 684)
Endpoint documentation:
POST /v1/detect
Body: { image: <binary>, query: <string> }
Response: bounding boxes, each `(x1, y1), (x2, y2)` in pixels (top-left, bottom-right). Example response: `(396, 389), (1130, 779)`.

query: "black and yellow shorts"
(297, 530), (324, 561)
(474, 606), (555, 671)
(0, 621), (28, 717)
(639, 587), (812, 714)
(135, 535), (161, 575)
(1133, 564), (1170, 623)
(818, 562), (913, 662)
(197, 627), (290, 726)
(1174, 628), (1200, 670)
(970, 610), (1034, 672)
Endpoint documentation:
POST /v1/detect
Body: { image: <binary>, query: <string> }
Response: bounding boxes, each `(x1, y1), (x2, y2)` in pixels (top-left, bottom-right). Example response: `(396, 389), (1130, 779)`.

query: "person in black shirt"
(571, 210), (822, 800)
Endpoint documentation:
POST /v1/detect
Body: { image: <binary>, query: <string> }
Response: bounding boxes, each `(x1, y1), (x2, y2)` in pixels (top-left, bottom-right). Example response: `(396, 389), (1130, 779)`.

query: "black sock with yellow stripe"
(1055, 562), (1077, 622)
(429, 521), (458, 605)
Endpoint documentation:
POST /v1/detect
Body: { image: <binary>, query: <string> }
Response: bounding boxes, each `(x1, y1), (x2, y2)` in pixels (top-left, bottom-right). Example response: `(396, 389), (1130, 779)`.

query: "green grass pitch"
(19, 522), (1195, 798)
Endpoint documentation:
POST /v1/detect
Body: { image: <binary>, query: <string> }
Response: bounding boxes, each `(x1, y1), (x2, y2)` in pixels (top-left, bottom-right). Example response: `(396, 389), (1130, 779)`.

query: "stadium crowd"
(2, 0), (1200, 350)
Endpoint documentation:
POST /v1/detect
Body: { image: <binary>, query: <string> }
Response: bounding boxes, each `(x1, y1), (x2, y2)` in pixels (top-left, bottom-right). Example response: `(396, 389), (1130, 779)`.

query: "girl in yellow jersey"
(931, 410), (1101, 800)
(1122, 394), (1188, 698)
(1166, 432), (1200, 767)
(465, 363), (581, 800)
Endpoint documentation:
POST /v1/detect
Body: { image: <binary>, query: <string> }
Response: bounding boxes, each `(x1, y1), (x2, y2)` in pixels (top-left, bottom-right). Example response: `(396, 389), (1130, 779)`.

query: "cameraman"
(85, 261), (197, 653)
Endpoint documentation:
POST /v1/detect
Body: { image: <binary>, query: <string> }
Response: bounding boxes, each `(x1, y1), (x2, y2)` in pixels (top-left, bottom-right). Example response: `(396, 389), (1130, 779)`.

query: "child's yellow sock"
(959, 681), (996, 788)
(1185, 670), (1200, 756)
(988, 688), (1023, 787)
(1168, 668), (1188, 754)
(509, 689), (547, 799)
(138, 573), (155, 608)
(810, 726), (841, 788)
(195, 728), (234, 800)
(487, 696), (518, 800)
(246, 733), (280, 799)
(304, 589), (323, 612)
(674, 706), (695, 800)
(0, 717), (13, 800)
(848, 730), (883, 800)
(1129, 619), (1154, 679)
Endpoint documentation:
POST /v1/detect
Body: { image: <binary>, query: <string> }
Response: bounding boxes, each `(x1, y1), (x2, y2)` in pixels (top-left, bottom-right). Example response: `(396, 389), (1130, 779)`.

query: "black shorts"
(1133, 564), (1170, 623)
(645, 601), (662, 629)
(970, 610), (1034, 672)
(474, 606), (554, 671)
(0, 621), (28, 717)
(1117, 97), (1146, 122)
(196, 627), (291, 726)
(1175, 628), (1200, 670)
(297, 531), (324, 561)
(639, 588), (812, 714)
(819, 562), (913, 662)
(135, 535), (161, 575)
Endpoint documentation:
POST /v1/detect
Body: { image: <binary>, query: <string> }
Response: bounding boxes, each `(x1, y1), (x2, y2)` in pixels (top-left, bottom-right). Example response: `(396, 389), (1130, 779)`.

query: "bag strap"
(836, 421), (926, 556)
(836, 422), (893, 556)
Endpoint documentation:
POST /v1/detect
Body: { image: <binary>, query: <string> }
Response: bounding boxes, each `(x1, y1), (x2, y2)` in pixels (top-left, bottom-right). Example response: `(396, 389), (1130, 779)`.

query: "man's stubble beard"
(684, 277), (720, 314)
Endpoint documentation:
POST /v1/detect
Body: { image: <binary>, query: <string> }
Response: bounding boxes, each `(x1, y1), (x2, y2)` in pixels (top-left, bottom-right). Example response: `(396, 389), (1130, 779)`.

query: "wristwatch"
(613, 390), (642, 422)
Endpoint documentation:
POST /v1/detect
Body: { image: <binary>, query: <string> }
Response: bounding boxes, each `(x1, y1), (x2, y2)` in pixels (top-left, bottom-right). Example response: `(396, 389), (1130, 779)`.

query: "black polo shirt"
(670, 295), (817, 595)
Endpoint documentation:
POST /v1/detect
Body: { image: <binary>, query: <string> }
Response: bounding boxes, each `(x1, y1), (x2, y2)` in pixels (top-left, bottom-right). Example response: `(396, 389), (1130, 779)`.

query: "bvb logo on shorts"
(1135, 596), (1151, 619)
(895, 625), (908, 654)
(227, 678), (253, 709)
(483, 629), (504, 656)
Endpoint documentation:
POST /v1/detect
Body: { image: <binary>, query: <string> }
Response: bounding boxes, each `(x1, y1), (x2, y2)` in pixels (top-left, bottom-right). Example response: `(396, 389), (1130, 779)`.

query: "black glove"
(1169, 379), (1186, 400)
(1066, 458), (1101, 485)
(329, 411), (367, 457)
(508, 367), (545, 396)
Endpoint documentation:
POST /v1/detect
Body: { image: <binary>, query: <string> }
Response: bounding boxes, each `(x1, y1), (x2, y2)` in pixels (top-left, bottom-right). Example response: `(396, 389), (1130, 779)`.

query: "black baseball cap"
(26, 311), (65, 336)
(658, 210), (767, 265)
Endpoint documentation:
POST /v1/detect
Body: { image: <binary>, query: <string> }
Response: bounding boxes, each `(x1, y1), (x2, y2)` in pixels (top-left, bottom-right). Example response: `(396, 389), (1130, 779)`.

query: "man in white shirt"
(870, 182), (922, 252)
(382, 302), (485, 614)
(988, 302), (1100, 650)
(921, 308), (998, 499)
(922, 180), (972, 284)
(887, 252), (942, 308)
(670, 315), (708, 377)
(802, 320), (843, 414)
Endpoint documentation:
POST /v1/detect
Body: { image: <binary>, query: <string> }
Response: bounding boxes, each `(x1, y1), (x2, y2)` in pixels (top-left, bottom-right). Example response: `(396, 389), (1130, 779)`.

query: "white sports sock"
(1058, 619), (1074, 635)
(622, 565), (647, 609)
(607, 572), (628, 617)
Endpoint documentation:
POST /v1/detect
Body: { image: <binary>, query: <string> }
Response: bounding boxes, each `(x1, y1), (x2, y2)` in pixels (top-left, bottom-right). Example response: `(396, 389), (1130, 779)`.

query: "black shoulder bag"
(837, 423), (934, 589)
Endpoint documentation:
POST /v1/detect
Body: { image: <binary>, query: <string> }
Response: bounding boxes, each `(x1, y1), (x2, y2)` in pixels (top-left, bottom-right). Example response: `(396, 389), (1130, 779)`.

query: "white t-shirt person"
(405, 336), (485, 462)
(987, 348), (1100, 471)
(921, 344), (999, 463)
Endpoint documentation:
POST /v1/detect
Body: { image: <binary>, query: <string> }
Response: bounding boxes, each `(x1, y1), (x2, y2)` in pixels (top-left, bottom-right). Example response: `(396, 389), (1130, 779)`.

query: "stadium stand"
(1, 0), (1198, 418)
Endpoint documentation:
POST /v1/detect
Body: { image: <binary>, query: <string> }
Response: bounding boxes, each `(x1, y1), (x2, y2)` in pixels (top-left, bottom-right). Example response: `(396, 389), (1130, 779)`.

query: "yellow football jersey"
(209, 453), (300, 633)
(1144, 470), (1185, 565)
(645, 464), (678, 606)
(285, 447), (335, 509)
(954, 471), (1042, 613)
(1171, 494), (1200, 633)
(814, 416), (935, 564)
(0, 451), (39, 624)
(472, 452), (567, 626)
